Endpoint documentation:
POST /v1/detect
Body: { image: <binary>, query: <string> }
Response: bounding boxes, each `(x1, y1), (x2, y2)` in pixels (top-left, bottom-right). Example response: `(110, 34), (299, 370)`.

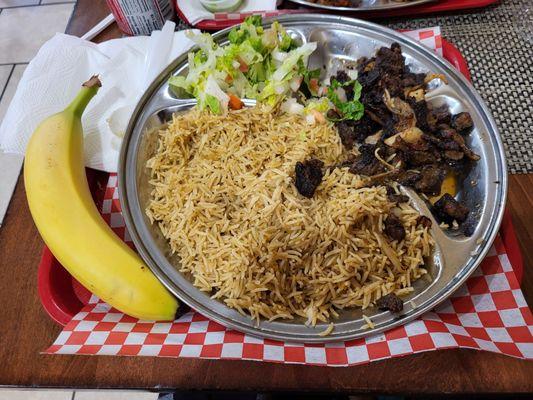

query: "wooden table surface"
(0, 0), (532, 394)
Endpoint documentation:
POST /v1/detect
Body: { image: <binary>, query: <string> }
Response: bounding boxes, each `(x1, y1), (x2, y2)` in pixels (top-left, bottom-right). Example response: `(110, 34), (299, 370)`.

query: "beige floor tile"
(0, 3), (74, 64)
(74, 391), (158, 400)
(0, 64), (26, 123)
(0, 65), (12, 93)
(0, 389), (74, 400)
(0, 0), (39, 7)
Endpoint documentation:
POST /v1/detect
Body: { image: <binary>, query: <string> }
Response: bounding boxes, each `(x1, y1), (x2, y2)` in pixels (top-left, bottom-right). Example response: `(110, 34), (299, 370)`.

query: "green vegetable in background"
(326, 78), (364, 121)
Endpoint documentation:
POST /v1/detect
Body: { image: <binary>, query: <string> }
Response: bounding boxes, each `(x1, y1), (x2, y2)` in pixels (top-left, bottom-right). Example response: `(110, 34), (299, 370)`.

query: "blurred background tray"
(176, 0), (500, 30)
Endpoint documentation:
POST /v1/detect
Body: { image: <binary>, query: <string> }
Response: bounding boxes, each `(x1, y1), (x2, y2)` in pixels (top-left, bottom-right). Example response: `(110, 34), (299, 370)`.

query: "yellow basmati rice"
(146, 105), (434, 324)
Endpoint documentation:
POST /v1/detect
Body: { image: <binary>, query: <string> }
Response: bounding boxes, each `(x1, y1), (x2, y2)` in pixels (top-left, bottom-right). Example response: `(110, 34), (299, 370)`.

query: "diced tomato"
(237, 57), (249, 73)
(228, 93), (244, 110)
(225, 74), (234, 84)
(309, 78), (319, 94)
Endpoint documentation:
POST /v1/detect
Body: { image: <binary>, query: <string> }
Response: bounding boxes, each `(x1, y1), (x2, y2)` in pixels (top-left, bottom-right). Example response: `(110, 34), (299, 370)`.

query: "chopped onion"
(289, 76), (303, 92)
(272, 48), (288, 62)
(274, 84), (286, 95)
(306, 114), (316, 125)
(334, 87), (347, 103)
(280, 98), (304, 115)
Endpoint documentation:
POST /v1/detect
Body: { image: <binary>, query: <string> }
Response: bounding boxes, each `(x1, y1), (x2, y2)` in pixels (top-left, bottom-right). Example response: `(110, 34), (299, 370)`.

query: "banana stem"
(66, 76), (102, 118)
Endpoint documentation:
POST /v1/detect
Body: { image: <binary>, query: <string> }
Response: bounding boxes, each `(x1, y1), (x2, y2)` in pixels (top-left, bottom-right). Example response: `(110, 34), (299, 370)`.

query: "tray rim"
(38, 36), (517, 328)
(285, 0), (435, 12)
(175, 0), (501, 30)
(118, 14), (508, 342)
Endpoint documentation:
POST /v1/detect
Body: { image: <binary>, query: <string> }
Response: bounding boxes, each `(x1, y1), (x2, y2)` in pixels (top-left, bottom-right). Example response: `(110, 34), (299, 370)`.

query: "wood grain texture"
(0, 0), (531, 393)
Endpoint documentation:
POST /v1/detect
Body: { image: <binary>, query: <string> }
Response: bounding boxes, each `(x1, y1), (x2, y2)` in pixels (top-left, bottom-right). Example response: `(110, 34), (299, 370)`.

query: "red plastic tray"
(37, 39), (522, 326)
(177, 0), (500, 30)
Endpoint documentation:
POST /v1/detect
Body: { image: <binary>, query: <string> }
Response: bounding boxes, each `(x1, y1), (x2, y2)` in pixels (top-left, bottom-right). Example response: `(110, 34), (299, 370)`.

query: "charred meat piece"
(375, 43), (404, 76)
(349, 144), (386, 176)
(437, 126), (480, 161)
(392, 137), (441, 168)
(407, 98), (430, 132)
(295, 158), (324, 198)
(380, 73), (403, 97)
(358, 68), (381, 89)
(334, 70), (352, 84)
(444, 150), (465, 161)
(451, 112), (474, 135)
(376, 293), (404, 313)
(336, 120), (358, 149)
(335, 115), (380, 149)
(401, 70), (426, 87)
(433, 193), (470, 224)
(397, 170), (421, 187)
(415, 165), (445, 196)
(384, 214), (406, 242)
(427, 104), (451, 131)
(407, 149), (439, 167)
(417, 215), (432, 229)
(386, 186), (409, 204)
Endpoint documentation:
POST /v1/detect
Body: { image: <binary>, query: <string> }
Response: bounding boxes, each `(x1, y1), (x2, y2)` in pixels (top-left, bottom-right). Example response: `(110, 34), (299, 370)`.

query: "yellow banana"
(24, 76), (178, 321)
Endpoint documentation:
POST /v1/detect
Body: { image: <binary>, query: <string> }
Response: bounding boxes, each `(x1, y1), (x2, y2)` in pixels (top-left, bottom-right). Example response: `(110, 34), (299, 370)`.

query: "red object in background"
(106, 0), (175, 35)
(176, 0), (500, 30)
(37, 39), (523, 326)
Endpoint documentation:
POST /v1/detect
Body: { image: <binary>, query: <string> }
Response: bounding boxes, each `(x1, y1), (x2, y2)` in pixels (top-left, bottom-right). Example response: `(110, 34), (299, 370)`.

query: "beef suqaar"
(295, 158), (324, 198)
(333, 42), (480, 228)
(433, 193), (470, 224)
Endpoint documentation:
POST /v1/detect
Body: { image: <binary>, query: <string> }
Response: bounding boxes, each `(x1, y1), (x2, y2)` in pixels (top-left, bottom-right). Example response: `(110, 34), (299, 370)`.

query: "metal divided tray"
(286, 0), (435, 12)
(118, 15), (507, 343)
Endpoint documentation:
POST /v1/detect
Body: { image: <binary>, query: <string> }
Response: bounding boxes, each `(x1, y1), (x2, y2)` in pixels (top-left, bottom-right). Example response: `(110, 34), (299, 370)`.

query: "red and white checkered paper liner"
(47, 29), (532, 365)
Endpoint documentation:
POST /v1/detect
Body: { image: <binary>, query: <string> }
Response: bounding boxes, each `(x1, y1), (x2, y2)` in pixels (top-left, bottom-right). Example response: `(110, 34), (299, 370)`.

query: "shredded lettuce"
(326, 78), (364, 121)
(168, 16), (318, 114)
(304, 98), (330, 114)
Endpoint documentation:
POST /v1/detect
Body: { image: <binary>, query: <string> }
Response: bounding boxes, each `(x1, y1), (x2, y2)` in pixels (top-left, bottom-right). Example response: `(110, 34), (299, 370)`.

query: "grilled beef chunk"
(401, 70), (426, 87)
(335, 115), (380, 149)
(384, 214), (406, 242)
(377, 293), (404, 313)
(417, 215), (432, 229)
(375, 43), (404, 76)
(433, 193), (470, 224)
(415, 165), (445, 196)
(437, 126), (480, 161)
(358, 68), (381, 88)
(430, 104), (452, 123)
(336, 121), (358, 149)
(334, 70), (352, 84)
(407, 98), (430, 132)
(407, 150), (438, 167)
(386, 186), (409, 204)
(349, 144), (385, 176)
(331, 44), (480, 227)
(295, 158), (324, 198)
(451, 112), (474, 135)
(397, 170), (421, 187)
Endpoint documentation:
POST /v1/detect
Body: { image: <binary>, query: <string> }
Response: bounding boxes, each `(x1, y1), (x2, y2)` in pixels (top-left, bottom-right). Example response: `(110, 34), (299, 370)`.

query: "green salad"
(169, 16), (364, 123)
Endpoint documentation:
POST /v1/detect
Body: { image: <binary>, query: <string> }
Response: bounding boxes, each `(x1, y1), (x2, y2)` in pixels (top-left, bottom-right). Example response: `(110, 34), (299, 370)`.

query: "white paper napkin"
(176, 0), (277, 25)
(0, 27), (197, 172)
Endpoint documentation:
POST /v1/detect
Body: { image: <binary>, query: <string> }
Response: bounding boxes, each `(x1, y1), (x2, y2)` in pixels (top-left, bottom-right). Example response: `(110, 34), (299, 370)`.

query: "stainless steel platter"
(118, 15), (507, 343)
(286, 0), (435, 12)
